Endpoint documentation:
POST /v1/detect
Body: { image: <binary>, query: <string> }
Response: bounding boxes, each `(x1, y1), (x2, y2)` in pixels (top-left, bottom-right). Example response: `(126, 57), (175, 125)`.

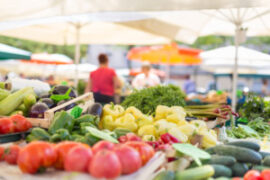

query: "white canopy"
(0, 0), (269, 22)
(200, 46), (270, 69)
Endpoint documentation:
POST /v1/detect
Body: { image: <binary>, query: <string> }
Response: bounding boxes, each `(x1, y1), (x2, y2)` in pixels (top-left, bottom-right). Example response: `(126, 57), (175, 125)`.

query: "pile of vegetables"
(0, 115), (32, 134)
(100, 104), (218, 149)
(0, 140), (155, 179)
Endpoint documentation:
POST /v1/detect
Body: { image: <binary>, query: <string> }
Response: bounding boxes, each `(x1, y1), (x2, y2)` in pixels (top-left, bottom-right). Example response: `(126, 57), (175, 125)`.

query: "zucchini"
(211, 164), (232, 178)
(263, 156), (270, 166)
(212, 145), (262, 164)
(175, 165), (214, 180)
(0, 87), (34, 115)
(0, 89), (10, 101)
(260, 151), (270, 159)
(231, 163), (249, 177)
(226, 141), (260, 151)
(253, 165), (270, 172)
(209, 155), (236, 166)
(153, 171), (175, 180)
(205, 147), (215, 154)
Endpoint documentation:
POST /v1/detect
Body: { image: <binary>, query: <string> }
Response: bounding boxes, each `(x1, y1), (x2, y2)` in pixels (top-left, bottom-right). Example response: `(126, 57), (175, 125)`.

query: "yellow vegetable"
(177, 120), (189, 126)
(142, 135), (156, 141)
(115, 113), (138, 132)
(200, 131), (218, 149)
(154, 119), (177, 135)
(168, 127), (188, 143)
(125, 106), (143, 119)
(190, 120), (207, 130)
(103, 104), (124, 119)
(166, 106), (186, 124)
(137, 115), (153, 127)
(138, 125), (157, 137)
(102, 115), (116, 131)
(178, 124), (196, 137)
(155, 105), (170, 120)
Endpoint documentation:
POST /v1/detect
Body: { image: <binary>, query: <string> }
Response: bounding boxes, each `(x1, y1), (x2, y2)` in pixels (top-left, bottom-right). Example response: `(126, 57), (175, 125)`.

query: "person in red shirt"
(85, 54), (120, 104)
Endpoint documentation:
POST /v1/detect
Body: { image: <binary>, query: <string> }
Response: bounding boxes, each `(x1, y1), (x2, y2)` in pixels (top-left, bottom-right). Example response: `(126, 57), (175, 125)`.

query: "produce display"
(0, 115), (32, 134)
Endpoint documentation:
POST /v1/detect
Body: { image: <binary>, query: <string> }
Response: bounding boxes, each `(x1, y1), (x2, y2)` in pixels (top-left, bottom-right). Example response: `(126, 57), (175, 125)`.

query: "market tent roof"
(0, 43), (31, 60)
(200, 46), (270, 70)
(21, 53), (73, 65)
(0, 0), (269, 22)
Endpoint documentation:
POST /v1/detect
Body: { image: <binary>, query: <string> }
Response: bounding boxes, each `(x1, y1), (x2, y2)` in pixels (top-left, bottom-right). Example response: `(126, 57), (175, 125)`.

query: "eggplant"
(85, 103), (103, 117)
(57, 100), (76, 111)
(39, 98), (55, 108)
(39, 92), (50, 99)
(29, 102), (49, 118)
(52, 85), (77, 98)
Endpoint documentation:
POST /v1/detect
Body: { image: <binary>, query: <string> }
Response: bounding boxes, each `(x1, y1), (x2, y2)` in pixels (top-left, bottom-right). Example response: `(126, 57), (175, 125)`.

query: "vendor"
(85, 53), (121, 104)
(132, 62), (160, 89)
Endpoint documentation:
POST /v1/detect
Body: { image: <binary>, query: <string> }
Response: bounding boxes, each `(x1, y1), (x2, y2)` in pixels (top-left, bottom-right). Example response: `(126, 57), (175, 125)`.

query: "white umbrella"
(0, 0), (268, 22)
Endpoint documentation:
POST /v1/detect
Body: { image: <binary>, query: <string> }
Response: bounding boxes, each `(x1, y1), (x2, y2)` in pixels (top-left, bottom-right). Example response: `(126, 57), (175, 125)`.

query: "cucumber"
(0, 89), (10, 101)
(260, 151), (270, 159)
(153, 171), (175, 180)
(209, 155), (236, 166)
(263, 156), (270, 166)
(175, 165), (214, 180)
(215, 177), (231, 180)
(253, 165), (270, 172)
(211, 164), (232, 178)
(205, 147), (215, 154)
(226, 141), (260, 151)
(231, 163), (249, 177)
(212, 145), (262, 164)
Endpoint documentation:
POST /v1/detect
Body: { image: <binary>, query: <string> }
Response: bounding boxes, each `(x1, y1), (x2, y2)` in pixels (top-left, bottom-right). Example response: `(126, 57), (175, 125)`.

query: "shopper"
(132, 62), (160, 89)
(85, 54), (121, 104)
(183, 75), (196, 94)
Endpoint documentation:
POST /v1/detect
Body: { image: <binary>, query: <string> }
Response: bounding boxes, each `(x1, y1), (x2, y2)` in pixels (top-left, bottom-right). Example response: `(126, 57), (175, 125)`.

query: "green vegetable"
(85, 126), (118, 143)
(260, 151), (270, 159)
(209, 155), (236, 166)
(153, 171), (175, 180)
(52, 129), (71, 142)
(0, 87), (34, 115)
(26, 134), (39, 142)
(252, 165), (270, 172)
(173, 143), (211, 166)
(9, 110), (24, 116)
(212, 145), (262, 164)
(113, 128), (132, 138)
(48, 111), (74, 134)
(175, 165), (214, 180)
(70, 106), (83, 118)
(122, 85), (186, 114)
(263, 156), (270, 166)
(50, 134), (62, 142)
(30, 127), (51, 141)
(0, 89), (10, 101)
(17, 104), (26, 111)
(247, 117), (270, 138)
(24, 94), (36, 109)
(226, 141), (260, 151)
(231, 163), (248, 177)
(50, 88), (72, 102)
(74, 114), (98, 126)
(226, 125), (260, 139)
(211, 164), (232, 178)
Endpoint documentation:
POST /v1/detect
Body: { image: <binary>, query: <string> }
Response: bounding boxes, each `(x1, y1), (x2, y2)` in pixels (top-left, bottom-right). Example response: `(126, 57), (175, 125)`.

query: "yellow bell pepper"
(155, 105), (170, 120)
(138, 125), (157, 137)
(142, 135), (156, 141)
(136, 115), (153, 127)
(102, 115), (117, 131)
(154, 119), (177, 135)
(115, 113), (138, 132)
(166, 106), (186, 124)
(178, 124), (196, 137)
(200, 131), (218, 149)
(125, 106), (143, 119)
(103, 103), (125, 119)
(168, 127), (188, 143)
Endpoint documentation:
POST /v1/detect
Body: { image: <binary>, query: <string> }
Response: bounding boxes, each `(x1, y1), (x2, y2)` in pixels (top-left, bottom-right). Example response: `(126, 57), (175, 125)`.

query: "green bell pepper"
(31, 127), (51, 141)
(48, 111), (74, 134)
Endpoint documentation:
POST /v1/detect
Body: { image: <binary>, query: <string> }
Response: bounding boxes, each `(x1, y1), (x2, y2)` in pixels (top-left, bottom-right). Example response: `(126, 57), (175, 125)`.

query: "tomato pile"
(0, 139), (155, 179)
(234, 169), (270, 180)
(0, 115), (32, 134)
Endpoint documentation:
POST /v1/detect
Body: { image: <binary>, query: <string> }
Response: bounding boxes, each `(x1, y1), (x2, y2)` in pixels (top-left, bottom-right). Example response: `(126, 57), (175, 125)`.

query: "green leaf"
(70, 106), (83, 118)
(173, 143), (211, 166)
(50, 88), (72, 102)
(85, 126), (118, 143)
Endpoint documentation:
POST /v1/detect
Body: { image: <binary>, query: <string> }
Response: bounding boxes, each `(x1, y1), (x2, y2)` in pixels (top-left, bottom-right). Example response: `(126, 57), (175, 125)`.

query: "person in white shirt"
(132, 62), (161, 89)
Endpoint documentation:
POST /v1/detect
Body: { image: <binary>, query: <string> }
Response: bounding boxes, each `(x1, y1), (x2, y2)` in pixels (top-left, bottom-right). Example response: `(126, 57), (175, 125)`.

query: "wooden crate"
(0, 151), (165, 180)
(1, 92), (94, 129)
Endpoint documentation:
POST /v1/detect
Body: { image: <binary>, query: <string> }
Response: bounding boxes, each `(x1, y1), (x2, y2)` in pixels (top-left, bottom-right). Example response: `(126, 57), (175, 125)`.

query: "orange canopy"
(127, 43), (202, 65)
(21, 53), (73, 65)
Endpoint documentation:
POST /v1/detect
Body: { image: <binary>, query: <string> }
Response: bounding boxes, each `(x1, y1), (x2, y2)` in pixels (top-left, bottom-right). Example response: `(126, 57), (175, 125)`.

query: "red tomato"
(11, 115), (32, 132)
(4, 145), (21, 165)
(261, 169), (270, 180)
(114, 144), (142, 174)
(54, 141), (87, 169)
(17, 141), (57, 174)
(0, 118), (14, 134)
(89, 150), (122, 179)
(125, 141), (155, 165)
(118, 133), (142, 143)
(244, 170), (262, 180)
(64, 145), (93, 172)
(0, 146), (4, 161)
(92, 140), (115, 154)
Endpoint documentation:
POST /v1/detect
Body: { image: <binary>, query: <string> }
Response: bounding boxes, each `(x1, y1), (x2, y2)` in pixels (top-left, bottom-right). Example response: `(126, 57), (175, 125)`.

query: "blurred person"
(132, 62), (160, 89)
(183, 75), (196, 94)
(262, 78), (269, 96)
(85, 53), (121, 104)
(46, 75), (55, 86)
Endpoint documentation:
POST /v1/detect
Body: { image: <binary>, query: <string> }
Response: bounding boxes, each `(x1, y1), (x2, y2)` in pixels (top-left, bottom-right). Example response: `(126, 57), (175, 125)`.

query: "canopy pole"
(231, 25), (240, 125)
(74, 24), (81, 87)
